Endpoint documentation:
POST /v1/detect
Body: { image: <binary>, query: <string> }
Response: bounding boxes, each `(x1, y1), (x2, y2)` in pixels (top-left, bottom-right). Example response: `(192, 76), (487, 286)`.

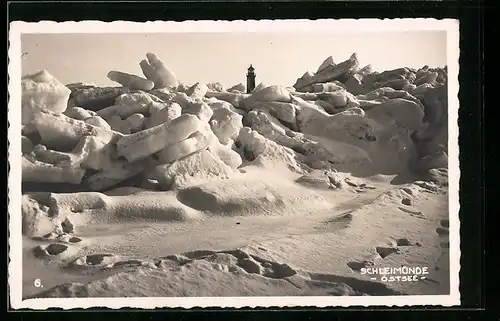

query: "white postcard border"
(8, 18), (461, 309)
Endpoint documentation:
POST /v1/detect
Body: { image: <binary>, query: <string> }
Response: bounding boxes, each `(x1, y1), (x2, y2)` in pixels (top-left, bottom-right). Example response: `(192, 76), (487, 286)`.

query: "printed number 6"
(34, 279), (42, 288)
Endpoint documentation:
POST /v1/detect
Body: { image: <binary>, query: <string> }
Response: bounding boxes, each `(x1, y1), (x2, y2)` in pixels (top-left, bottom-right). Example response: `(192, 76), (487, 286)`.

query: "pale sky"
(21, 32), (447, 88)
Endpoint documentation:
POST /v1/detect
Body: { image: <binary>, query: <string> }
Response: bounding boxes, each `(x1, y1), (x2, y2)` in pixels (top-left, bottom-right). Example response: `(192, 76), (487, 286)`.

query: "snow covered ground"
(19, 52), (450, 299)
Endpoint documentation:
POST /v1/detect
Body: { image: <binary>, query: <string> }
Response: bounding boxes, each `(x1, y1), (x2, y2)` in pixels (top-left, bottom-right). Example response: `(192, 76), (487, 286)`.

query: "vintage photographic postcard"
(8, 19), (460, 309)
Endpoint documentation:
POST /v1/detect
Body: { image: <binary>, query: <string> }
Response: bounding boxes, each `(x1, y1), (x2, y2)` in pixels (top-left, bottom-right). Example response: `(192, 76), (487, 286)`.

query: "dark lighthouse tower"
(246, 64), (256, 94)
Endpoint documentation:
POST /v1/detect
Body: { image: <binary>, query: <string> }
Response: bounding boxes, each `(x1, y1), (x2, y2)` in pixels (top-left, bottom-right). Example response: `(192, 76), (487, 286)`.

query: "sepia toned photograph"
(8, 19), (460, 309)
